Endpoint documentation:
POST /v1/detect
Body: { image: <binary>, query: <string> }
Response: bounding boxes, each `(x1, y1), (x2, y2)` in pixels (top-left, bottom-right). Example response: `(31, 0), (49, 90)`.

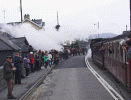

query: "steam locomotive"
(90, 31), (131, 91)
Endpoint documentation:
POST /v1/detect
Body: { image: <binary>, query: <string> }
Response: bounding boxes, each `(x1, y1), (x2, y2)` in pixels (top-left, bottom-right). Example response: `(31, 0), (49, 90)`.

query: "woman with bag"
(24, 54), (30, 77)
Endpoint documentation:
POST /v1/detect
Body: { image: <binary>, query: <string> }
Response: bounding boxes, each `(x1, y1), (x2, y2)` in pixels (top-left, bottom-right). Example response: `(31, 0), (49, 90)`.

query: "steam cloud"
(1, 23), (90, 51)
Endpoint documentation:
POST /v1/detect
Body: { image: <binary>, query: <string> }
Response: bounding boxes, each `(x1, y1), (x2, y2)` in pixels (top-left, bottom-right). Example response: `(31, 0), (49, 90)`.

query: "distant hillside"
(89, 33), (117, 39)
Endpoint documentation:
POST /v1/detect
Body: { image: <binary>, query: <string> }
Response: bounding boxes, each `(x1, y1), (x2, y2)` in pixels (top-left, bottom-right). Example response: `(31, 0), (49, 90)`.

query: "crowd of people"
(3, 48), (87, 99)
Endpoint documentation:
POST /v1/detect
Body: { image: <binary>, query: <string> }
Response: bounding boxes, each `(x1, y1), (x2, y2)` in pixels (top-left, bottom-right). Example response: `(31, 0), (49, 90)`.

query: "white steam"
(87, 48), (91, 58)
(2, 23), (90, 51)
(119, 39), (126, 46)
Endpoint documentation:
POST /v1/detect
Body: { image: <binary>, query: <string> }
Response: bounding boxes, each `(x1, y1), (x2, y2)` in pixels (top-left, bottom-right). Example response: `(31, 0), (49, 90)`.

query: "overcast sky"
(0, 0), (130, 37)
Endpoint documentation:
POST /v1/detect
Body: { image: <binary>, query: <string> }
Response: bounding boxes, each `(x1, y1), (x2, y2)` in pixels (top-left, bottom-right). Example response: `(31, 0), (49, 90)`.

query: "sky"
(0, 0), (130, 50)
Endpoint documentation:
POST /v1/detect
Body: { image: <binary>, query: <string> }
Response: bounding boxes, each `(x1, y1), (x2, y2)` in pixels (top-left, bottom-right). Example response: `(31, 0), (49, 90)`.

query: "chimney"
(24, 14), (30, 20)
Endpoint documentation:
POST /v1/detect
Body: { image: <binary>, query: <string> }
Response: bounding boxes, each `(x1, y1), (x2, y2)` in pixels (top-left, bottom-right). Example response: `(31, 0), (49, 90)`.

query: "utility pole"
(20, 0), (23, 22)
(94, 22), (99, 38)
(126, 25), (127, 31)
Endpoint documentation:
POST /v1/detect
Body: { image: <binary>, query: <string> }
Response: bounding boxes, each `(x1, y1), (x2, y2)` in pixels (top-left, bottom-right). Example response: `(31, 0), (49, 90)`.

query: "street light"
(94, 21), (99, 38)
(55, 11), (60, 31)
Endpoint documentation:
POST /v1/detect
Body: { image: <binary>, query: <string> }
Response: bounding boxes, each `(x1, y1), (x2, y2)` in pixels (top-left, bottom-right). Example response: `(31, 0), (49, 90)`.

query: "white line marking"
(85, 55), (124, 100)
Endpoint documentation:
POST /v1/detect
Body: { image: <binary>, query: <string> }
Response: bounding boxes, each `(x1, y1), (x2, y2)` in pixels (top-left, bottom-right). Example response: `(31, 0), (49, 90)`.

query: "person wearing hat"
(14, 53), (23, 85)
(3, 56), (17, 99)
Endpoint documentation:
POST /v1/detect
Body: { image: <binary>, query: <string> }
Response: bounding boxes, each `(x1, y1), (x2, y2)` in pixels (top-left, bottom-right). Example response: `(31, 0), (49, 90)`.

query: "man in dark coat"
(3, 56), (16, 99)
(14, 53), (23, 85)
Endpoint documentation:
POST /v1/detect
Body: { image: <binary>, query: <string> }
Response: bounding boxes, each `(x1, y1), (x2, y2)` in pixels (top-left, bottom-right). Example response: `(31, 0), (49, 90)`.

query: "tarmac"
(26, 55), (125, 100)
(0, 54), (131, 100)
(0, 66), (52, 100)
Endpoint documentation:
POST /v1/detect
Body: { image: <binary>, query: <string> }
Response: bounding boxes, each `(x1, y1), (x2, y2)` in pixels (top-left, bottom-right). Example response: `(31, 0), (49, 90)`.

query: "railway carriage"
(90, 31), (131, 91)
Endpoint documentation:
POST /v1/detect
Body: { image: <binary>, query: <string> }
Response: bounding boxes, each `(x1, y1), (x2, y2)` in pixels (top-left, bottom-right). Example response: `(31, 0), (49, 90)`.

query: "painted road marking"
(85, 55), (124, 100)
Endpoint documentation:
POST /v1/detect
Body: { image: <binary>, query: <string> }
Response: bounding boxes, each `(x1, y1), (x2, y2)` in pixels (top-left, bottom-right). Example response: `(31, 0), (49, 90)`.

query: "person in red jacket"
(28, 52), (34, 73)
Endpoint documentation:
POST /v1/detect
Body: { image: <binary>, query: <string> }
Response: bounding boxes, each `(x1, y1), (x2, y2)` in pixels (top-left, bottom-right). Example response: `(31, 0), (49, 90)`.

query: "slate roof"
(0, 40), (12, 50)
(0, 36), (21, 51)
(19, 18), (45, 28)
(10, 37), (29, 52)
(22, 44), (30, 52)
(31, 19), (45, 27)
(10, 37), (37, 52)
(32, 19), (42, 26)
(10, 37), (29, 48)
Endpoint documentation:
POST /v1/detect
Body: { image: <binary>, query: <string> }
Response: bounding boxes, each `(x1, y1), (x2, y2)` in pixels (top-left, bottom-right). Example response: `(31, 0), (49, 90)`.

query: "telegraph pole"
(20, 0), (23, 22)
(94, 22), (99, 38)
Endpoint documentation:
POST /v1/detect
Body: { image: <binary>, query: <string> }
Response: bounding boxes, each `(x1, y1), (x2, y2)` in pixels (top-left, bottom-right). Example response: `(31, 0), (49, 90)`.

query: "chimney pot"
(24, 14), (30, 20)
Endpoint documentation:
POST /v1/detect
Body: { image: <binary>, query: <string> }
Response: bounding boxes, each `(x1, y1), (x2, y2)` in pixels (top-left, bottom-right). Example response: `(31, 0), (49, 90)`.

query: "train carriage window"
(105, 44), (107, 55)
(107, 43), (110, 56)
(108, 42), (114, 58)
(114, 42), (120, 60)
(112, 43), (114, 58)
(117, 44), (120, 60)
(109, 43), (112, 57)
(120, 45), (124, 61)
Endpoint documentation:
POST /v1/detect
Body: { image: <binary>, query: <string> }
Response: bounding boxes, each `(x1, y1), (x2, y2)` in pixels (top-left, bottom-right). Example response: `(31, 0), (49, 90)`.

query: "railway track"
(19, 66), (54, 100)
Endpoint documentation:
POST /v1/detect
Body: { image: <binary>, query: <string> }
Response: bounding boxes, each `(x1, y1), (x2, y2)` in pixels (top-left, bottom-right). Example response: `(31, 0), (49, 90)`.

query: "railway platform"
(0, 66), (53, 100)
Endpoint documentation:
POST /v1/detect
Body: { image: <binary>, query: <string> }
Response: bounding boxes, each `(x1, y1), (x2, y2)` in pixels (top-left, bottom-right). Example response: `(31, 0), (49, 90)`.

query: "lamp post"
(55, 11), (60, 31)
(94, 21), (99, 38)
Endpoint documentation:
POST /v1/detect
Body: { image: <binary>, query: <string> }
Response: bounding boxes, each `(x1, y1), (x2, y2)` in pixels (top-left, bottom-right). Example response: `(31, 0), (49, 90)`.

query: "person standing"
(24, 55), (30, 77)
(3, 56), (17, 99)
(34, 53), (39, 71)
(41, 51), (45, 66)
(28, 52), (35, 73)
(82, 48), (85, 55)
(122, 38), (131, 59)
(43, 52), (49, 68)
(38, 50), (42, 70)
(78, 48), (81, 55)
(54, 51), (59, 65)
(14, 53), (23, 85)
(48, 52), (52, 67)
